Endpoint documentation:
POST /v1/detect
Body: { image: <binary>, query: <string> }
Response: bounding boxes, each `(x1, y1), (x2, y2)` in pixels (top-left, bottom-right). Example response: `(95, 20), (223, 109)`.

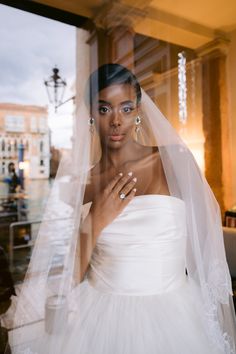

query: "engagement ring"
(119, 193), (126, 200)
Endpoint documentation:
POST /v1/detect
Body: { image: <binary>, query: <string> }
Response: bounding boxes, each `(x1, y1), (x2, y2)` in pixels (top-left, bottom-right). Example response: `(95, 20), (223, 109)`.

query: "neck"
(100, 140), (140, 170)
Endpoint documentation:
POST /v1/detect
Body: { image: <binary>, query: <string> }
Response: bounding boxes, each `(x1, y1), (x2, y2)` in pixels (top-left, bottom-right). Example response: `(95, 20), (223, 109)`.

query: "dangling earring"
(88, 117), (95, 133)
(135, 115), (141, 133)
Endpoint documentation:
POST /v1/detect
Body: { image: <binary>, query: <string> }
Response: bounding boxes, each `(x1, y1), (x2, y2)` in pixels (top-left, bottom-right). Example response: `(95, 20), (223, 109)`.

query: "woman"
(76, 65), (170, 284)
(7, 64), (236, 354)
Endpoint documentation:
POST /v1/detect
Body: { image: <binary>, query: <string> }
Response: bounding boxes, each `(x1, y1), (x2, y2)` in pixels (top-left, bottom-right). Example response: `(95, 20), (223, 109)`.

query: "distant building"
(0, 103), (50, 179)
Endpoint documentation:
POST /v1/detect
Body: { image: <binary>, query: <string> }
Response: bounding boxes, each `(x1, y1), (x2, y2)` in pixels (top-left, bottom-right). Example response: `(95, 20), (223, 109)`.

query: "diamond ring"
(119, 192), (126, 200)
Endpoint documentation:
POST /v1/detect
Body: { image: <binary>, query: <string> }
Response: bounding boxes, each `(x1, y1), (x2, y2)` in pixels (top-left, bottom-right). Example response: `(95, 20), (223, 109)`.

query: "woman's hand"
(90, 172), (137, 236)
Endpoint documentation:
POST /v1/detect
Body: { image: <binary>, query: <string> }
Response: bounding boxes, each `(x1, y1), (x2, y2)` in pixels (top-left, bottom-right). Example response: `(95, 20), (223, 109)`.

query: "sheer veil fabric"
(6, 72), (236, 353)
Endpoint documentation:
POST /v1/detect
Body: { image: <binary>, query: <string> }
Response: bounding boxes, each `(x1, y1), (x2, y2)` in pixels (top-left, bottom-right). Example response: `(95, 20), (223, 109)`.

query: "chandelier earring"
(88, 117), (95, 133)
(135, 115), (142, 133)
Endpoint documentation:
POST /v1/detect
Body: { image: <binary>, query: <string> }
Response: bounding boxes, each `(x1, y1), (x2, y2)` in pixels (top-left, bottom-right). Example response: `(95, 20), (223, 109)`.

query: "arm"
(73, 172), (138, 285)
(73, 211), (103, 284)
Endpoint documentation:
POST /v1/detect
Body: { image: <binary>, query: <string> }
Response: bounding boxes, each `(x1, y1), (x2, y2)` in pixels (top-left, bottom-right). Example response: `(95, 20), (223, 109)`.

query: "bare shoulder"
(141, 145), (160, 165)
(151, 147), (170, 194)
(150, 146), (167, 175)
(138, 145), (169, 195)
(152, 146), (162, 166)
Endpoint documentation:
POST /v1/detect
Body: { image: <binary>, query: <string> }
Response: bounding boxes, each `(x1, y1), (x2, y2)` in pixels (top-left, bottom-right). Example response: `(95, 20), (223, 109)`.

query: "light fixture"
(44, 67), (67, 113)
(178, 52), (187, 125)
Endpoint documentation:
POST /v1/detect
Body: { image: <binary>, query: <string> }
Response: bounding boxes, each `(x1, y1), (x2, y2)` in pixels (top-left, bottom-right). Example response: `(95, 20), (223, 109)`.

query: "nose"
(110, 110), (121, 127)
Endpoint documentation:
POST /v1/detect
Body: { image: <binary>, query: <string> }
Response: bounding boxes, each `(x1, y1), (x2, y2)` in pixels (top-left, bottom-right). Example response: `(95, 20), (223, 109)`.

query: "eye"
(122, 106), (135, 114)
(98, 106), (111, 114)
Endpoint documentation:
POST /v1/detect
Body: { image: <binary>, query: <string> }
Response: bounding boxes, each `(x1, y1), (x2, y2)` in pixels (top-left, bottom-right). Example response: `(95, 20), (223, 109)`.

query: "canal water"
(0, 179), (54, 283)
(0, 179), (53, 220)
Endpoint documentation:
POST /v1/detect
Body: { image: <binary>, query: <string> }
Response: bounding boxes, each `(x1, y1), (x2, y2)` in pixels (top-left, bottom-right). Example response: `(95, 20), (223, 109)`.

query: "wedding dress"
(32, 194), (223, 354)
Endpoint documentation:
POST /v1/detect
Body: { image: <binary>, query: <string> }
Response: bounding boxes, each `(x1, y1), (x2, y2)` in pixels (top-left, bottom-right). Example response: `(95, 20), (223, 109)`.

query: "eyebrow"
(98, 100), (110, 105)
(98, 100), (135, 105)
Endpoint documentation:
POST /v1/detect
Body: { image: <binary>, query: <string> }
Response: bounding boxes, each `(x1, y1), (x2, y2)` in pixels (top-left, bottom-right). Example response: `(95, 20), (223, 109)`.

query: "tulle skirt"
(8, 276), (225, 354)
(38, 276), (223, 354)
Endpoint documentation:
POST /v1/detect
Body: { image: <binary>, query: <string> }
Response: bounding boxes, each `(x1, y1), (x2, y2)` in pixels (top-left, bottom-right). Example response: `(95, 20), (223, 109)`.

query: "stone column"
(86, 1), (147, 71)
(197, 38), (233, 213)
(87, 25), (135, 71)
(108, 25), (135, 70)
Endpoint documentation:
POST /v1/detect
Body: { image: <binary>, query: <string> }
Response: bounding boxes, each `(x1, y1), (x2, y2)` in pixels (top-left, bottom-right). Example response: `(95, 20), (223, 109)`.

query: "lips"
(109, 134), (125, 141)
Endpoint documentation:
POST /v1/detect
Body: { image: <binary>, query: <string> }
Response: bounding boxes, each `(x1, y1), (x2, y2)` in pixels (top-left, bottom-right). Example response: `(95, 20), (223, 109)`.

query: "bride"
(7, 63), (236, 354)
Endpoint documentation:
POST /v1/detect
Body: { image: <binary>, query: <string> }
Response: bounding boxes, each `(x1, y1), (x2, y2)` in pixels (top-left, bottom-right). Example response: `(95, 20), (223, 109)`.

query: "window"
(40, 141), (44, 153)
(2, 139), (5, 151)
(5, 116), (25, 132)
(39, 117), (47, 133)
(31, 116), (37, 132)
(25, 140), (29, 151)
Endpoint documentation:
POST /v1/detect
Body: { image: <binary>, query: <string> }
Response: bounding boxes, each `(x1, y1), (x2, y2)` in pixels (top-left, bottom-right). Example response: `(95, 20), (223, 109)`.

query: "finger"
(122, 188), (137, 204)
(119, 177), (137, 197)
(112, 172), (133, 195)
(105, 172), (124, 193)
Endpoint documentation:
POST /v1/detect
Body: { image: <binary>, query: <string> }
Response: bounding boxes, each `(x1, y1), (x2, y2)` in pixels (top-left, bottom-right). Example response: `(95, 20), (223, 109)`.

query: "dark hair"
(86, 63), (141, 108)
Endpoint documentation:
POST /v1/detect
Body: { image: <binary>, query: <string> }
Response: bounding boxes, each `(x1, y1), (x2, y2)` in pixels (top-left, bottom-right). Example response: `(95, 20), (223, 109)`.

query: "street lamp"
(44, 67), (67, 113)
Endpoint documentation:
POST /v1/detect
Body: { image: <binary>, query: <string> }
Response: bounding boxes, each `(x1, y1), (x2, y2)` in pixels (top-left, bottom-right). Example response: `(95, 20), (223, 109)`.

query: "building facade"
(0, 103), (50, 179)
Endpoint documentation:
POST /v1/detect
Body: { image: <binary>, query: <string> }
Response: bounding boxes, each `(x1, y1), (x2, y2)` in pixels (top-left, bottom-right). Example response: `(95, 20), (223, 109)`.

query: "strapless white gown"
(56, 195), (222, 354)
(12, 195), (223, 353)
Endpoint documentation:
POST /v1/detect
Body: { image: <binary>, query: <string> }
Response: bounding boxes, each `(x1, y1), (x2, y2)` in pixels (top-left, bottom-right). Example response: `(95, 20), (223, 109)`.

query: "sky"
(0, 4), (76, 148)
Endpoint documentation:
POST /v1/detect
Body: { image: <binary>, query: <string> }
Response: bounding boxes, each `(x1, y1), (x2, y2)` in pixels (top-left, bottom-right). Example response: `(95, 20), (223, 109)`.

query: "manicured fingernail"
(133, 177), (137, 182)
(119, 172), (123, 176)
(128, 172), (133, 176)
(133, 188), (137, 192)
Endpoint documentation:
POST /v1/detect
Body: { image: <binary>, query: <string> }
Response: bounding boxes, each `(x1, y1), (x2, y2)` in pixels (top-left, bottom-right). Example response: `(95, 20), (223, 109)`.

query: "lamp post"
(44, 67), (67, 113)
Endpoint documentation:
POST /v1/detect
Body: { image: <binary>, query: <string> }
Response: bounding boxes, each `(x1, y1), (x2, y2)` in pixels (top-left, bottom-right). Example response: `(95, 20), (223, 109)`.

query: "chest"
(92, 161), (168, 196)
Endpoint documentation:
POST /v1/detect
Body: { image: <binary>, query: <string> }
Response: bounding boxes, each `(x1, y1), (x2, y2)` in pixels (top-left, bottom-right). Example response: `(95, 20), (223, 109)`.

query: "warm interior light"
(178, 52), (187, 124)
(189, 146), (205, 173)
(18, 161), (30, 178)
(19, 161), (25, 170)
(23, 161), (30, 177)
(179, 131), (205, 173)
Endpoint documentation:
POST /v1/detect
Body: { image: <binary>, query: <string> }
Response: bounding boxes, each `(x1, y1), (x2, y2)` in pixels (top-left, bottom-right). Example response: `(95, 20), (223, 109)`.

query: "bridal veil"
(5, 63), (236, 354)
